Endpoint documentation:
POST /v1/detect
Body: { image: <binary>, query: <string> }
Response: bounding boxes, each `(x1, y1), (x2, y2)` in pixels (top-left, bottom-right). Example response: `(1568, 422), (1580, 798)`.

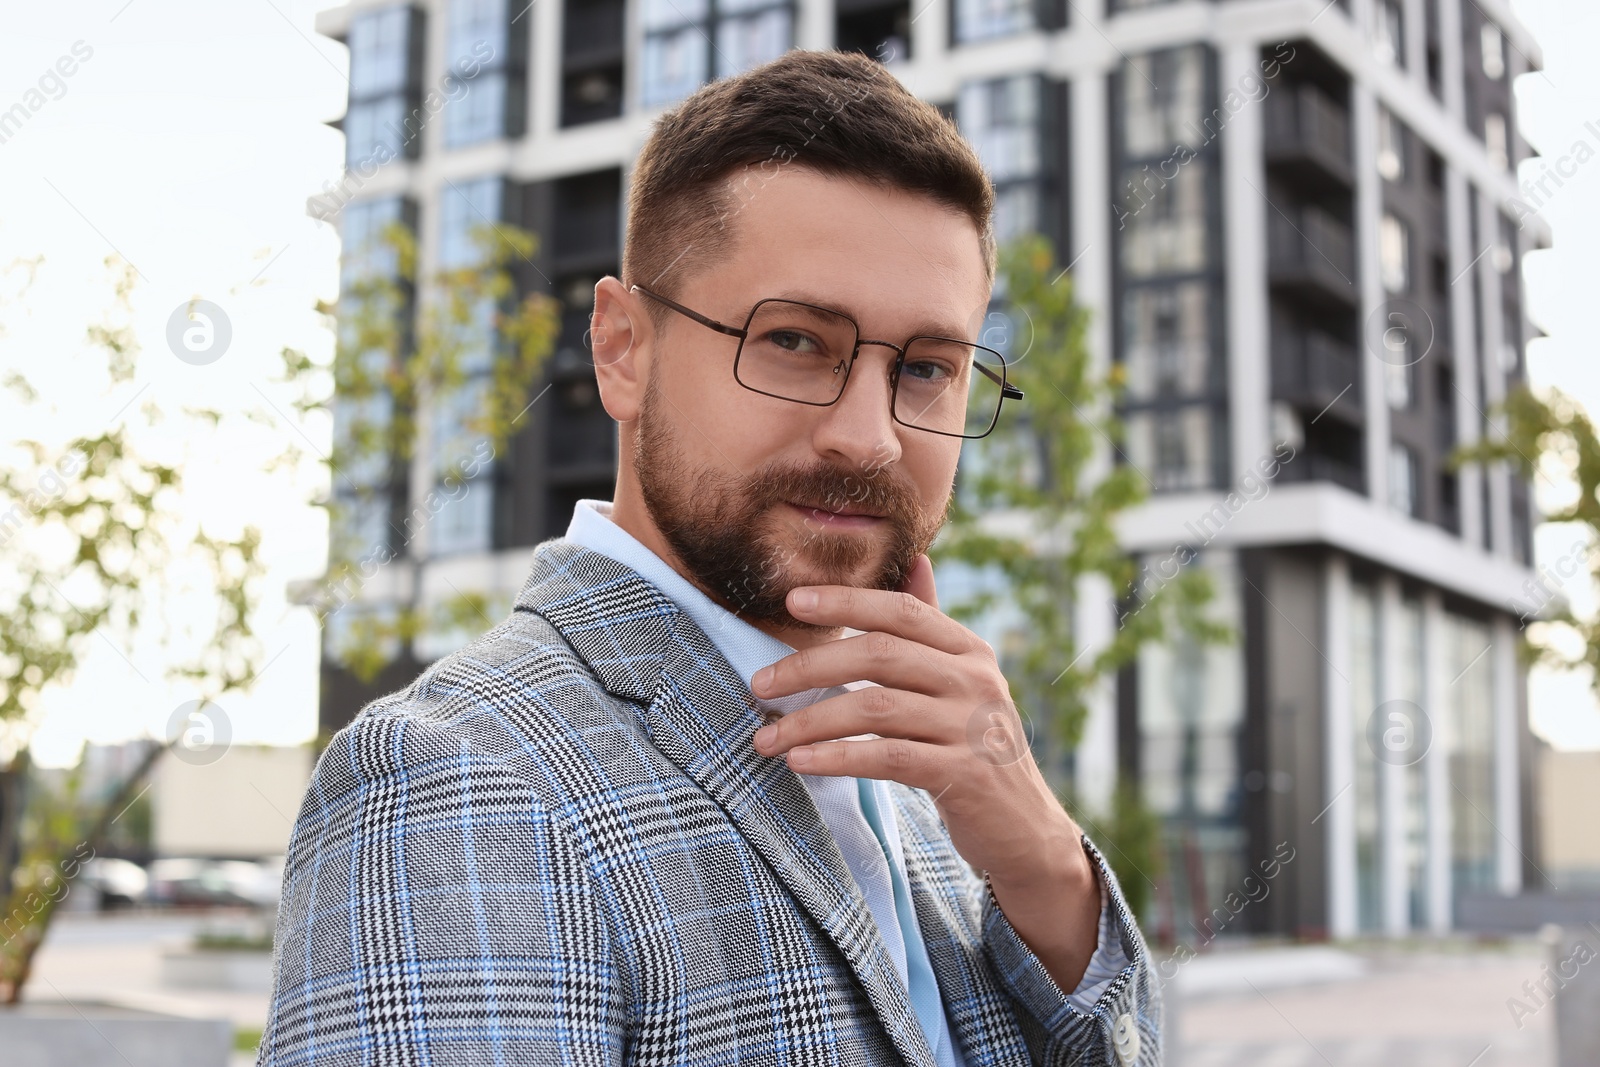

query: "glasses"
(629, 284), (1023, 439)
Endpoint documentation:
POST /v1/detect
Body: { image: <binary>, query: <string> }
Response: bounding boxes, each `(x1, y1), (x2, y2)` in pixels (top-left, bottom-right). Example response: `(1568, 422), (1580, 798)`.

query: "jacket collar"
(516, 538), (941, 1067)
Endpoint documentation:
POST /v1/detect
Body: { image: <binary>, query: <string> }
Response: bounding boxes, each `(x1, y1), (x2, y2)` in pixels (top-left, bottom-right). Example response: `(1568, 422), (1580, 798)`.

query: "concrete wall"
(1541, 748), (1600, 890)
(152, 746), (313, 858)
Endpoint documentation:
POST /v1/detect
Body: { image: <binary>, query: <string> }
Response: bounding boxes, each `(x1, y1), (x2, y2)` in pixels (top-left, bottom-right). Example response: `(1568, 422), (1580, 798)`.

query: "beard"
(633, 371), (950, 634)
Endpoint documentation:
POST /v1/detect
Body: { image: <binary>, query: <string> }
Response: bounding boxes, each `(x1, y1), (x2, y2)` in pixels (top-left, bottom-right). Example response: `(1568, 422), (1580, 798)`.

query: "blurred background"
(2, 0), (1599, 1064)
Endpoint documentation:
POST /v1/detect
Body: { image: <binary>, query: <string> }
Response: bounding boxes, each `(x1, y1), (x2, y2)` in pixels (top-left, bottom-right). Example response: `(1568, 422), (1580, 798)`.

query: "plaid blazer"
(259, 539), (1161, 1066)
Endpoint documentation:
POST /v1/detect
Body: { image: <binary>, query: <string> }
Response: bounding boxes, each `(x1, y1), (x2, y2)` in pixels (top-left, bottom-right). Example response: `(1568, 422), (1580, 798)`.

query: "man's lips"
(784, 501), (887, 526)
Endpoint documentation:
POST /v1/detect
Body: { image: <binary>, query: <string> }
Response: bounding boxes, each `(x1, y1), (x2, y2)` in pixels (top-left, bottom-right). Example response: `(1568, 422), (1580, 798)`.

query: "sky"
(0, 0), (1598, 766)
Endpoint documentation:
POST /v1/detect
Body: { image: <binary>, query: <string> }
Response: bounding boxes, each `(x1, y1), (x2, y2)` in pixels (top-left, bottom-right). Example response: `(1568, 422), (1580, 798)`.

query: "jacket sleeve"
(258, 711), (628, 1067)
(979, 833), (1162, 1066)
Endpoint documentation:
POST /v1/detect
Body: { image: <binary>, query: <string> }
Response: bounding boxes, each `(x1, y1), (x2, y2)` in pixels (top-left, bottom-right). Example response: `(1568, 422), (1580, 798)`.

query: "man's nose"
(809, 342), (904, 471)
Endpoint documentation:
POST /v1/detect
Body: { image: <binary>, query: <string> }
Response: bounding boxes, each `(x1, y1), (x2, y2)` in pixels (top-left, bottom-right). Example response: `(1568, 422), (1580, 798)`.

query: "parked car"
(146, 857), (281, 909)
(79, 857), (150, 909)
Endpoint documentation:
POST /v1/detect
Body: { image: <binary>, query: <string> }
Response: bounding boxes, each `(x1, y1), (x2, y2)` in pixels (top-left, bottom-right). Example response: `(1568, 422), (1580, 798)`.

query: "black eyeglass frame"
(628, 283), (1024, 440)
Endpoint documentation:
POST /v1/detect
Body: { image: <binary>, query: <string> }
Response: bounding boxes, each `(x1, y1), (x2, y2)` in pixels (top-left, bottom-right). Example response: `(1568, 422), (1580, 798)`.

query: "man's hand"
(748, 553), (1104, 994)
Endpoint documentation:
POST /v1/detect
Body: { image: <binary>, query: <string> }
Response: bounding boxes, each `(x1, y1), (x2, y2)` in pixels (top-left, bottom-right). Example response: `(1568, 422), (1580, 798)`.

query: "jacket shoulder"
(314, 608), (647, 812)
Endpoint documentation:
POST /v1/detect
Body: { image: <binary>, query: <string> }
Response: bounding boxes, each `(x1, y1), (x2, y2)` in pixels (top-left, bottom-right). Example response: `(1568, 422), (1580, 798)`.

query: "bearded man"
(261, 48), (1159, 1067)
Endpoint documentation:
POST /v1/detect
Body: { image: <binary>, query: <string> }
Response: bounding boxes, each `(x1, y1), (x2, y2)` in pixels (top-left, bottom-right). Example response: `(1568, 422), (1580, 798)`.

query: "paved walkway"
(24, 913), (1563, 1065)
(1168, 940), (1555, 1066)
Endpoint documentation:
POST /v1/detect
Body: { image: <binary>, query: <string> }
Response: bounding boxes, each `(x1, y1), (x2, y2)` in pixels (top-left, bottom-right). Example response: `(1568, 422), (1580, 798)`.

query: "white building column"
(908, 0), (947, 68)
(1377, 572), (1409, 936)
(1222, 41), (1269, 482)
(1422, 590), (1453, 933)
(1404, 0), (1429, 89)
(797, 0), (834, 51)
(1324, 553), (1358, 939)
(1492, 614), (1523, 894)
(1439, 0), (1466, 122)
(1075, 573), (1117, 814)
(1071, 68), (1116, 815)
(530, 0), (563, 140)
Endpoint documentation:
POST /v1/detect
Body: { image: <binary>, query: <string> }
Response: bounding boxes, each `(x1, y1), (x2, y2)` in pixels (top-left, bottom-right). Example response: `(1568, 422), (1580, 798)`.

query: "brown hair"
(622, 49), (995, 330)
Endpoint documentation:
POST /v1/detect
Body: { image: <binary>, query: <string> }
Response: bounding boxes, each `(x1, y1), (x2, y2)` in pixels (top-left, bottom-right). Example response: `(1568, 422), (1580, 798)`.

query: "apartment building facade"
(311, 0), (1547, 940)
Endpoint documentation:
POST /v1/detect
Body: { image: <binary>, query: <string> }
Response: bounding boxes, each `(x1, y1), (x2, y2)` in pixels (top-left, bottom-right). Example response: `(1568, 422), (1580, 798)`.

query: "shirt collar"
(565, 498), (850, 716)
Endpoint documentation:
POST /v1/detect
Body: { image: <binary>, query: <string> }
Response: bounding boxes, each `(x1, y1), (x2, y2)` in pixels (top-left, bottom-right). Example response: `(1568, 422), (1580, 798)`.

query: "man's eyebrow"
(767, 290), (972, 340)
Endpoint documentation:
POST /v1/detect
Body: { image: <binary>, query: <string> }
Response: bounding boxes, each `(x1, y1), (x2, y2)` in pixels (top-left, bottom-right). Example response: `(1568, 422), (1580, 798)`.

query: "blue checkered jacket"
(259, 539), (1161, 1066)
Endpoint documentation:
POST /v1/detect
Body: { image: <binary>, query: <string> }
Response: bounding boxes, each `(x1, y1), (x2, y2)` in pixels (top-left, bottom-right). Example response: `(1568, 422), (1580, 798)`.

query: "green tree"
(279, 218), (560, 713)
(0, 259), (267, 1002)
(1455, 383), (1600, 697)
(932, 234), (1230, 921)
(0, 211), (559, 1001)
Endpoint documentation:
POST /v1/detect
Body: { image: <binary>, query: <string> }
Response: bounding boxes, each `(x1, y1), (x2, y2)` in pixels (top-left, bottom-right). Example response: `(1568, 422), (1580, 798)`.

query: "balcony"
(1271, 321), (1361, 425)
(563, 0), (624, 69)
(1268, 205), (1357, 309)
(562, 0), (624, 126)
(552, 171), (622, 272)
(1264, 83), (1352, 191)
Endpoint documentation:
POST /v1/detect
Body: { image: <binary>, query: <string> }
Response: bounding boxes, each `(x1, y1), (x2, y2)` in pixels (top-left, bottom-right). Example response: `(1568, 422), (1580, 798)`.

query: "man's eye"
(903, 360), (954, 382)
(768, 329), (824, 353)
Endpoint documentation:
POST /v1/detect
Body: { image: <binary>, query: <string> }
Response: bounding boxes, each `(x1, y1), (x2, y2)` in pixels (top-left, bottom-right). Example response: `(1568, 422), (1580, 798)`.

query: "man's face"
(620, 166), (991, 634)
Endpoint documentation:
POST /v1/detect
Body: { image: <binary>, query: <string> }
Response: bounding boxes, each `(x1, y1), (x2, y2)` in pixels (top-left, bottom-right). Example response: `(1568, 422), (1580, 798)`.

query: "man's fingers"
(752, 632), (960, 699)
(753, 686), (953, 755)
(783, 736), (951, 788)
(784, 583), (973, 657)
(897, 553), (939, 611)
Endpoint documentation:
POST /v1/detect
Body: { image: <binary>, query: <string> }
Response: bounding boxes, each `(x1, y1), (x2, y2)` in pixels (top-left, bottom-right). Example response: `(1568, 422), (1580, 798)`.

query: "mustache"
(744, 462), (917, 522)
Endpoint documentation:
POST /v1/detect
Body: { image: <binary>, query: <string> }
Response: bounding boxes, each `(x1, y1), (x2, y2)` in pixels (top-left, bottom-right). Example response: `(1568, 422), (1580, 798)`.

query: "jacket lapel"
(519, 539), (938, 1067)
(892, 789), (1034, 1067)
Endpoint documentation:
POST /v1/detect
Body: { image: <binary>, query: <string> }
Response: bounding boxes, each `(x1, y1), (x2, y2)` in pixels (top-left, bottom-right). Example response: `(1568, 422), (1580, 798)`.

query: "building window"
(1376, 107), (1405, 182)
(1387, 441), (1418, 515)
(1349, 579), (1381, 933)
(1447, 612), (1497, 904)
(640, 0), (791, 108)
(958, 75), (1045, 242)
(1115, 45), (1223, 494)
(1124, 283), (1211, 402)
(345, 6), (422, 169)
(1125, 405), (1220, 491)
(1121, 162), (1209, 277)
(333, 196), (413, 562)
(562, 0), (626, 126)
(1397, 596), (1429, 929)
(1484, 111), (1509, 171)
(1122, 46), (1208, 158)
(953, 0), (1033, 44)
(1385, 362), (1413, 410)
(444, 0), (527, 148)
(1480, 21), (1506, 80)
(1379, 213), (1410, 294)
(1136, 550), (1247, 932)
(430, 177), (504, 558)
(1373, 0), (1404, 67)
(836, 0), (910, 63)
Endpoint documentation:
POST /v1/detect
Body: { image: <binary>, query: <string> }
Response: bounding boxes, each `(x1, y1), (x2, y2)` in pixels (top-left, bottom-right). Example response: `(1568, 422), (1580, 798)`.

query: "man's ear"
(590, 276), (650, 424)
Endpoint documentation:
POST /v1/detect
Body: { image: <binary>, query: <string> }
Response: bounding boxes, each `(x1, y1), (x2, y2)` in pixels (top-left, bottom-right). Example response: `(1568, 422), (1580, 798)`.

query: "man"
(262, 49), (1159, 1066)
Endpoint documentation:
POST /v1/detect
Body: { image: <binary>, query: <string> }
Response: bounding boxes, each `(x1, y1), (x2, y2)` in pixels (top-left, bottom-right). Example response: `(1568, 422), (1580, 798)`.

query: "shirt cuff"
(978, 834), (1136, 1027)
(1063, 862), (1130, 1012)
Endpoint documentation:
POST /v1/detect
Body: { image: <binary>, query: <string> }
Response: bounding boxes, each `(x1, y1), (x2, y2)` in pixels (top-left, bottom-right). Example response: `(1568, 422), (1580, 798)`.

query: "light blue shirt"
(565, 499), (1126, 1062)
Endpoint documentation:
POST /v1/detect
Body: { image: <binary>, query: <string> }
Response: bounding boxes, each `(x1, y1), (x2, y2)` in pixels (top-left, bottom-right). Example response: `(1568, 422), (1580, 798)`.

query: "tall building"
(310, 0), (1547, 940)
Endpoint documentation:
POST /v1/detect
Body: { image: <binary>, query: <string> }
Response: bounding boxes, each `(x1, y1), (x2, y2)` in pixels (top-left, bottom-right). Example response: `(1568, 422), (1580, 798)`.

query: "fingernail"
(753, 666), (773, 692)
(792, 588), (818, 612)
(754, 724), (776, 750)
(788, 747), (813, 768)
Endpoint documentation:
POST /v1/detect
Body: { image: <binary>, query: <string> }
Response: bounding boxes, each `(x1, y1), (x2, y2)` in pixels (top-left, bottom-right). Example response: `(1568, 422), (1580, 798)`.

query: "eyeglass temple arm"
(973, 357), (1024, 401)
(630, 284), (747, 339)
